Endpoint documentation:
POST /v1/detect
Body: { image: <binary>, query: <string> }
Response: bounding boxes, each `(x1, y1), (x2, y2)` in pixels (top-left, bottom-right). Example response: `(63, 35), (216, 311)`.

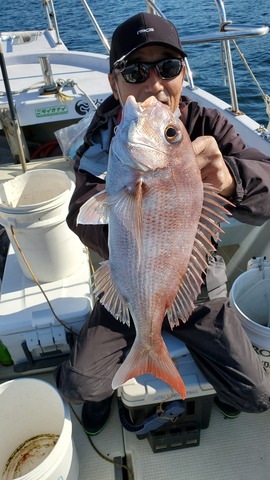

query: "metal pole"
(42, 0), (62, 45)
(146, 0), (195, 89)
(0, 41), (27, 172)
(214, 0), (239, 113)
(79, 0), (110, 53)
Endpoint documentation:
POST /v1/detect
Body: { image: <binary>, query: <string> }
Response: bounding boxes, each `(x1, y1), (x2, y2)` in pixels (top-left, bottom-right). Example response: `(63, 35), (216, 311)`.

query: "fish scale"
(78, 95), (231, 399)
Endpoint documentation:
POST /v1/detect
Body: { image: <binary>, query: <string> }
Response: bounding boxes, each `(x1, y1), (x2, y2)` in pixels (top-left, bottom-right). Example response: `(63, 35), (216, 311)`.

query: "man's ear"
(108, 73), (119, 100)
(183, 63), (186, 80)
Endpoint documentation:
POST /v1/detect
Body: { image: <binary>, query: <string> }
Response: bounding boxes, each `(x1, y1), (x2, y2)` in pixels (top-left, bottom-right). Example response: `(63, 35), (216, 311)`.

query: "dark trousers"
(55, 297), (270, 413)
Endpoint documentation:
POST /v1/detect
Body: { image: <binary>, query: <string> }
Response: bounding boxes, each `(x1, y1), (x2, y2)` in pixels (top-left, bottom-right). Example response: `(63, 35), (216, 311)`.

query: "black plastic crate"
(130, 393), (214, 430)
(128, 393), (215, 452)
(147, 422), (201, 453)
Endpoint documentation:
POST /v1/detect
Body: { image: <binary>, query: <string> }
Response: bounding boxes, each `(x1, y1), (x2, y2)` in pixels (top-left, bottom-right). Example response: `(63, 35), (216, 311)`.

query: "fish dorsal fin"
(77, 190), (109, 225)
(94, 260), (130, 325)
(166, 184), (232, 327)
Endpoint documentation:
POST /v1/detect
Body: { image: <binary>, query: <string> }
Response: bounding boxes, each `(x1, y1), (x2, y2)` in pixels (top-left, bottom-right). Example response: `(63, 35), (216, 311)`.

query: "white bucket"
(0, 378), (79, 480)
(229, 267), (270, 371)
(0, 169), (84, 282)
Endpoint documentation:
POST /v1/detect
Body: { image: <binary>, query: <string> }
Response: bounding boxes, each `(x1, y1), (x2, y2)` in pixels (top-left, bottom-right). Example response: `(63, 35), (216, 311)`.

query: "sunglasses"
(115, 58), (184, 84)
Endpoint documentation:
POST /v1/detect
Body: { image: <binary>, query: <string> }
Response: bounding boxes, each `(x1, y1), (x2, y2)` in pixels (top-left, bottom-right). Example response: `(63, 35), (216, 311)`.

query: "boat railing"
(42, 0), (62, 45)
(42, 0), (269, 120)
(179, 24), (269, 45)
(80, 0), (110, 52)
(146, 0), (269, 115)
(39, 0), (269, 120)
(1, 0), (268, 174)
(180, 23), (269, 113)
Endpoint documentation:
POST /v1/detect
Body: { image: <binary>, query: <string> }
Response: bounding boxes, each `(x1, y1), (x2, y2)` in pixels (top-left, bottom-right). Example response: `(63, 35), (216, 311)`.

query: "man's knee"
(54, 362), (84, 403)
(55, 360), (115, 403)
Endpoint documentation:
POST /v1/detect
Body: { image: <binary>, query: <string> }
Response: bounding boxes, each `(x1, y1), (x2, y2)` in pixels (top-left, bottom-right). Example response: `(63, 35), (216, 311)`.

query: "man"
(55, 13), (270, 435)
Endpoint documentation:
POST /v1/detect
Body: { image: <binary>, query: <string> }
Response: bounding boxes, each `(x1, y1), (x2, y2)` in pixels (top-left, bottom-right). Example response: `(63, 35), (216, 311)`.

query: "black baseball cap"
(110, 12), (187, 72)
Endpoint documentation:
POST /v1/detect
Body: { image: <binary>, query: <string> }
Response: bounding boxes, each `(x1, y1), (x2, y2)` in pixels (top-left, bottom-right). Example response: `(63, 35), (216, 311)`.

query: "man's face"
(109, 45), (185, 113)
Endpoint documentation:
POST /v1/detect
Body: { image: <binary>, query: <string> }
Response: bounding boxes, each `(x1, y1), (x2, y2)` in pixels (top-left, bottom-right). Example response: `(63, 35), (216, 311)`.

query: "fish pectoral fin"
(77, 190), (109, 225)
(112, 339), (186, 399)
(110, 179), (143, 243)
(94, 260), (130, 325)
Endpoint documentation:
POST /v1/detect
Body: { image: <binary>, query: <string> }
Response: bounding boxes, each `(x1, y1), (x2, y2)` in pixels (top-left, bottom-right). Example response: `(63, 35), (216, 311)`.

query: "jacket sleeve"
(182, 98), (270, 226)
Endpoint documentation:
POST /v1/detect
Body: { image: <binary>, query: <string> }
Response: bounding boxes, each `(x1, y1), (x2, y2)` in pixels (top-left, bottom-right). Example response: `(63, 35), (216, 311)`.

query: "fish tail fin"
(112, 340), (186, 399)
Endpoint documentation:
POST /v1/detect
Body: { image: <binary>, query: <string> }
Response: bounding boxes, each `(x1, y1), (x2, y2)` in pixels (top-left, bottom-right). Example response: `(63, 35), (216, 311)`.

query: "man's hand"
(192, 136), (236, 198)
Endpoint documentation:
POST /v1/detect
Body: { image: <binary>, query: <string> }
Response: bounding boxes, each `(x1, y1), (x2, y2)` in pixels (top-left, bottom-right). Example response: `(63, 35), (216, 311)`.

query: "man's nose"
(146, 69), (164, 90)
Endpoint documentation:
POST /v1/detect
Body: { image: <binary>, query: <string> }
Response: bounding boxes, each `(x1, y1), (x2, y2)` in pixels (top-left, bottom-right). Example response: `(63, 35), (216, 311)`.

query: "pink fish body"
(78, 95), (230, 399)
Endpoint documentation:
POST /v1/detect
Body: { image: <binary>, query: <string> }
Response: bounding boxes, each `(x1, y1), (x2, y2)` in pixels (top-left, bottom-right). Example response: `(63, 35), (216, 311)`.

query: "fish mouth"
(143, 95), (171, 109)
(125, 95), (169, 114)
(122, 95), (172, 170)
(123, 96), (141, 123)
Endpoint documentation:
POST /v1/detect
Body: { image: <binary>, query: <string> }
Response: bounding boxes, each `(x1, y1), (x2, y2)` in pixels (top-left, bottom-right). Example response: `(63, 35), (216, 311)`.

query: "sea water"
(1, 0), (270, 126)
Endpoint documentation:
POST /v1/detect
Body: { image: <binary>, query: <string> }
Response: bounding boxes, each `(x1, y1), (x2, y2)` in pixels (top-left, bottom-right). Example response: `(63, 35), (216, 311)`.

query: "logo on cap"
(137, 28), (154, 35)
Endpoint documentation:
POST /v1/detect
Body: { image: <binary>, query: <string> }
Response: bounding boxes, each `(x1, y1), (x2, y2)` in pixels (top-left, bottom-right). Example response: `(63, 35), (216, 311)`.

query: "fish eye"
(164, 124), (182, 143)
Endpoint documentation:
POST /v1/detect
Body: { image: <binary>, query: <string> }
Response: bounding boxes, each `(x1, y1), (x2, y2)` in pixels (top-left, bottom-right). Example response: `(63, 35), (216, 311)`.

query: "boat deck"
(0, 366), (270, 480)
(0, 45), (111, 128)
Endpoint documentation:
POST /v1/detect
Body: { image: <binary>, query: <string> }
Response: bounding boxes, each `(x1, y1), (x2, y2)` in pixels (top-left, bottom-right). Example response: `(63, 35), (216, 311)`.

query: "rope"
(55, 78), (98, 110)
(31, 139), (61, 159)
(232, 39), (270, 129)
(0, 77), (98, 111)
(55, 78), (74, 102)
(0, 82), (45, 97)
(75, 82), (98, 110)
(10, 225), (78, 336)
(70, 403), (135, 480)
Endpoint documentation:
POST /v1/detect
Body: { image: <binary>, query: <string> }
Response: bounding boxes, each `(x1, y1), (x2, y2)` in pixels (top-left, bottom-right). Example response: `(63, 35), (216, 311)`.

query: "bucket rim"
(0, 378), (73, 480)
(0, 169), (74, 212)
(236, 310), (270, 333)
(230, 269), (270, 332)
(0, 377), (69, 400)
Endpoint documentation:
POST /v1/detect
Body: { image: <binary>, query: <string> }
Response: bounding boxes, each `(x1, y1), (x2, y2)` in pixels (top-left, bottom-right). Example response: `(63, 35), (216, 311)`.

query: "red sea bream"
(78, 95), (231, 399)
